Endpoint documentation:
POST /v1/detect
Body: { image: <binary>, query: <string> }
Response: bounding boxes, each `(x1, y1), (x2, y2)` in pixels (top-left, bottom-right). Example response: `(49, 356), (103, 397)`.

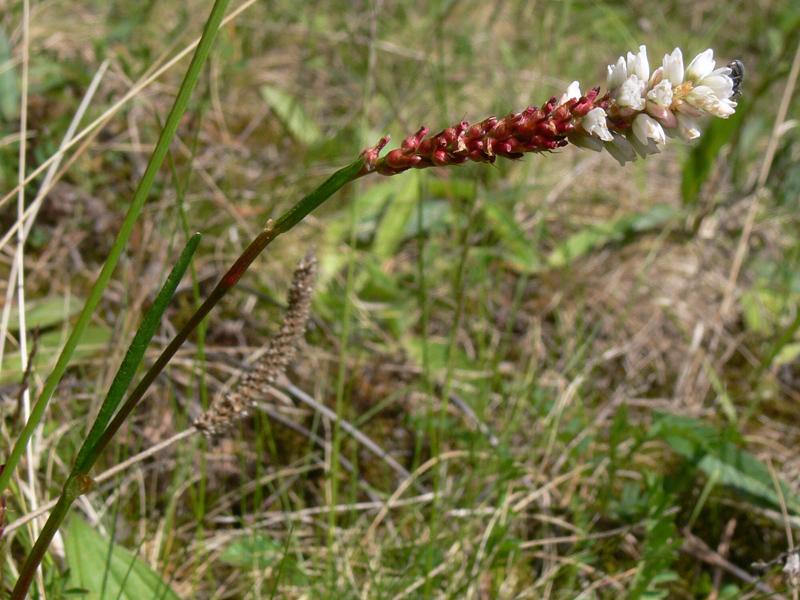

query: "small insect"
(727, 59), (744, 101)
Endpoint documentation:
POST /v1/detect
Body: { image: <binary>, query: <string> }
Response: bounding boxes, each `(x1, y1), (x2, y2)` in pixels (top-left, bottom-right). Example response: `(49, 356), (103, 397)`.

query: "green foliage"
(220, 533), (309, 587)
(65, 517), (179, 600)
(0, 325), (112, 385)
(546, 204), (678, 269)
(74, 233), (201, 473)
(260, 84), (322, 147)
(5, 297), (84, 333)
(650, 413), (800, 515)
(0, 27), (18, 121)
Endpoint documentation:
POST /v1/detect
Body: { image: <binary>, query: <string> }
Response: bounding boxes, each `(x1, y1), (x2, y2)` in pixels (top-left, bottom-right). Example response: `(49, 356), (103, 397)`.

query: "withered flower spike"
(194, 249), (318, 438)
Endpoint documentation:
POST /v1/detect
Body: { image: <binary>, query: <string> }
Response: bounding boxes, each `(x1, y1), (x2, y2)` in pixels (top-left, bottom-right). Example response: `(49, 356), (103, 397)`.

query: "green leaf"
(5, 296), (84, 333)
(483, 202), (541, 272)
(696, 443), (800, 515)
(546, 204), (677, 268)
(0, 27), (19, 121)
(773, 342), (800, 366)
(680, 112), (742, 205)
(651, 413), (800, 515)
(0, 325), (112, 385)
(372, 172), (420, 259)
(66, 516), (179, 600)
(74, 233), (200, 473)
(220, 533), (283, 567)
(546, 216), (633, 268)
(260, 84), (322, 146)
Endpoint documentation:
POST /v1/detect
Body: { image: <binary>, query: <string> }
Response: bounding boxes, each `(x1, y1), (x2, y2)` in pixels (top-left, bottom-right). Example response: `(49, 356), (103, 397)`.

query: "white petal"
(626, 45), (650, 81)
(615, 75), (646, 110)
(646, 79), (674, 108)
(604, 133), (638, 165)
(559, 81), (582, 105)
(633, 113), (667, 145)
(697, 68), (735, 100)
(675, 113), (701, 141)
(662, 48), (684, 86)
(687, 85), (736, 117)
(607, 57), (628, 90)
(582, 107), (614, 141)
(686, 49), (716, 82)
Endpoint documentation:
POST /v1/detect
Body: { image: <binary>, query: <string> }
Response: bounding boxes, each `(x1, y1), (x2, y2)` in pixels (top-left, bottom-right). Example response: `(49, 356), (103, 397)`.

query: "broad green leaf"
(0, 28), (18, 120)
(651, 413), (800, 515)
(373, 171), (420, 259)
(681, 112), (742, 205)
(547, 204), (677, 268)
(547, 217), (630, 268)
(402, 199), (451, 237)
(774, 342), (800, 366)
(696, 443), (800, 515)
(66, 516), (179, 600)
(483, 202), (541, 272)
(6, 296), (83, 333)
(260, 84), (321, 146)
(0, 325), (112, 385)
(740, 290), (768, 333)
(220, 533), (282, 567)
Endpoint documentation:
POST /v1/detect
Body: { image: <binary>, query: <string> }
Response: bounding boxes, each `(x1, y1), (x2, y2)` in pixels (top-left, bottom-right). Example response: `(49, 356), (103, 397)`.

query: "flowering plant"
(359, 45), (741, 175)
(3, 40), (742, 600)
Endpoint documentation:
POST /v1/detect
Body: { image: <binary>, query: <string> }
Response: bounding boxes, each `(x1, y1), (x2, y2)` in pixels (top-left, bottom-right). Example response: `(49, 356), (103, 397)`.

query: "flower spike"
(359, 45), (742, 175)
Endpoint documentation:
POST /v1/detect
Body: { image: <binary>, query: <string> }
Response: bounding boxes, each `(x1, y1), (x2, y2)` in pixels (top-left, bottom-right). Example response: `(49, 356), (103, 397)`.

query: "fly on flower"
(727, 59), (745, 101)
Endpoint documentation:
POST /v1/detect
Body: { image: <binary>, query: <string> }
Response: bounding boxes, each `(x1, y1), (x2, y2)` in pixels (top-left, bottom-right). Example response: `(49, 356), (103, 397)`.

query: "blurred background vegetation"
(1, 0), (800, 598)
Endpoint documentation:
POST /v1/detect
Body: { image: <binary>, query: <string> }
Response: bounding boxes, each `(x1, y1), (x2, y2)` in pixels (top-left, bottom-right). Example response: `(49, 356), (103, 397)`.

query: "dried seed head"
(195, 249), (318, 438)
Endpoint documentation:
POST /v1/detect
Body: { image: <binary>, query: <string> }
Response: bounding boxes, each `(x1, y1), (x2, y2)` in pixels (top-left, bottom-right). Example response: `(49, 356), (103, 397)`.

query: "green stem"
(11, 474), (95, 600)
(10, 157), (365, 600)
(80, 156), (366, 472)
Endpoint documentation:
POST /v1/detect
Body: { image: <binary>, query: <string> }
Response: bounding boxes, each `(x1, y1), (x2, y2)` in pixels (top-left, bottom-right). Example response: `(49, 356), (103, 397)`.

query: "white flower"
(685, 49), (715, 82)
(604, 133), (638, 165)
(586, 44), (739, 164)
(701, 69), (736, 101)
(686, 85), (736, 117)
(615, 76), (647, 111)
(685, 48), (736, 102)
(662, 48), (684, 86)
(632, 113), (666, 146)
(646, 79), (673, 108)
(627, 45), (650, 81)
(559, 81), (582, 105)
(581, 107), (614, 141)
(645, 79), (675, 123)
(674, 113), (701, 141)
(607, 56), (628, 90)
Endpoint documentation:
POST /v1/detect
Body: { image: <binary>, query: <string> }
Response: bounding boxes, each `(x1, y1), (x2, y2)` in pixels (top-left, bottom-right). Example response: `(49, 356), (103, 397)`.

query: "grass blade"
(73, 233), (201, 474)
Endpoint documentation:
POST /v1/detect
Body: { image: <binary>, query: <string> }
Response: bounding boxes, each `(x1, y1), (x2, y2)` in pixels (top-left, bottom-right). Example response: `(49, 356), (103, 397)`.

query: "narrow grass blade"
(73, 233), (201, 474)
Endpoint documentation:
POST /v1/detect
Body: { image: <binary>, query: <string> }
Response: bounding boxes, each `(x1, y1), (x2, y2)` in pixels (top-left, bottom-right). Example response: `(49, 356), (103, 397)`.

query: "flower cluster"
(358, 45), (740, 175)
